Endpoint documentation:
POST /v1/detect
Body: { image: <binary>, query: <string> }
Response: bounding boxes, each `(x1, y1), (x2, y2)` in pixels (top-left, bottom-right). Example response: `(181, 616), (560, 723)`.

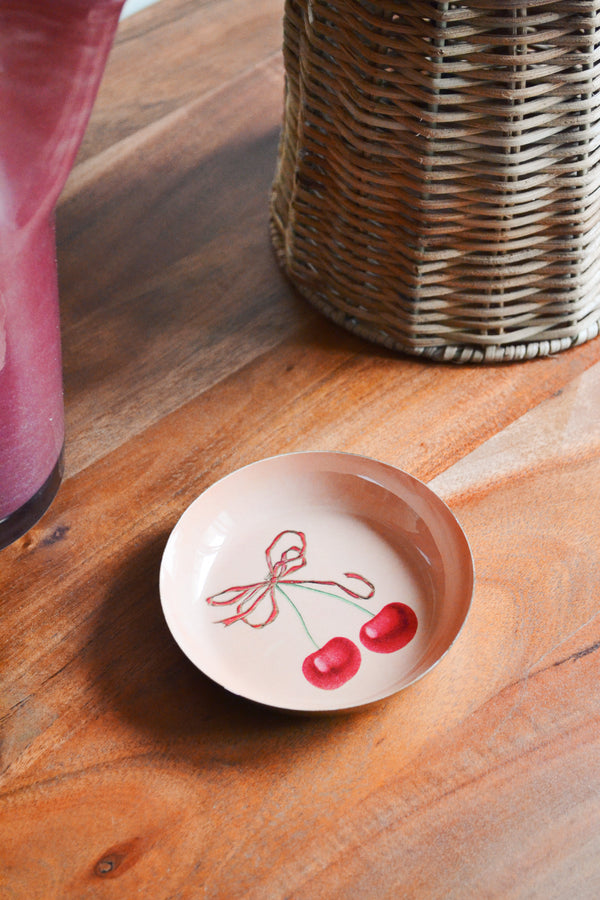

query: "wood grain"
(76, 0), (285, 164)
(1, 0), (600, 897)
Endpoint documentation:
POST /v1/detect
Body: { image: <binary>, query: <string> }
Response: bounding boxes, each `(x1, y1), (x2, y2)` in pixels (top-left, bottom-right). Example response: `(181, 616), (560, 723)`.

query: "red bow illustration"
(206, 530), (374, 628)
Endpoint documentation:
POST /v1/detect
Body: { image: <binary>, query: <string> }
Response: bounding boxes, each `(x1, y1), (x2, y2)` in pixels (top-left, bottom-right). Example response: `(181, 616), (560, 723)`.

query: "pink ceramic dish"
(159, 452), (474, 713)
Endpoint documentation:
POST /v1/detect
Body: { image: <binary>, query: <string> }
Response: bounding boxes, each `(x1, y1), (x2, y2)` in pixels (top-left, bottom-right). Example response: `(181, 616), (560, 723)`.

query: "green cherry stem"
(290, 582), (374, 618)
(275, 584), (319, 649)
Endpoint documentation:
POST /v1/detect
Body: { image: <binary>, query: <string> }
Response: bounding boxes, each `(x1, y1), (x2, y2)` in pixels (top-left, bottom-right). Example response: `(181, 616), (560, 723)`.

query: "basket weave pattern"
(270, 0), (600, 362)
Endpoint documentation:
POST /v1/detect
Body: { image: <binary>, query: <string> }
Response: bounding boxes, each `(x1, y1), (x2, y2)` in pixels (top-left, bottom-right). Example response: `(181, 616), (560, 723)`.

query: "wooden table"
(2, 0), (600, 896)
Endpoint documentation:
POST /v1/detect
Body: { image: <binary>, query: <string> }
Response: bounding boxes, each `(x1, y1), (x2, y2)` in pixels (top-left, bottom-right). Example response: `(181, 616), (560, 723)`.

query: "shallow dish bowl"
(159, 452), (474, 713)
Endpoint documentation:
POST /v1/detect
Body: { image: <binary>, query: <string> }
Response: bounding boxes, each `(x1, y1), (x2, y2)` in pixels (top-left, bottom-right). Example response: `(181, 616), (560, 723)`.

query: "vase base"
(0, 450), (64, 551)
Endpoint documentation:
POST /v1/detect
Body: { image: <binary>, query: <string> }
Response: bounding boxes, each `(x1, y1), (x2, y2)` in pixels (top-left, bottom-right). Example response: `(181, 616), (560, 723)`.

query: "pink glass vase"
(0, 0), (124, 550)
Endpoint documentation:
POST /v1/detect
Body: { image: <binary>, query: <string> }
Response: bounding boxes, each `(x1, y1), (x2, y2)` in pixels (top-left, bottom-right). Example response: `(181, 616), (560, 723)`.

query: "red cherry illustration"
(302, 637), (361, 689)
(359, 602), (418, 653)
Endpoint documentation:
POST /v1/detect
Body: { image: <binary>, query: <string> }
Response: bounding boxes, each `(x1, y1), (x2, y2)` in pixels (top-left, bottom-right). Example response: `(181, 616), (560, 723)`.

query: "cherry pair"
(302, 602), (418, 690)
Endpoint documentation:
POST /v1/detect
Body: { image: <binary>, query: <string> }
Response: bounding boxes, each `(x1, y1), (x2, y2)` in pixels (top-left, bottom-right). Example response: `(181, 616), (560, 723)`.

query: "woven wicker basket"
(270, 0), (600, 362)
